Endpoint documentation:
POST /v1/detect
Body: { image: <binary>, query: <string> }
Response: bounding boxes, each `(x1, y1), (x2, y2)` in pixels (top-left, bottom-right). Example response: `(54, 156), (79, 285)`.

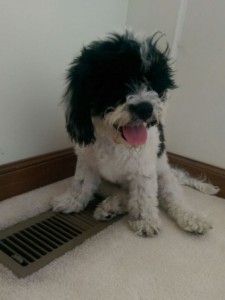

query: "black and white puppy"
(52, 32), (217, 237)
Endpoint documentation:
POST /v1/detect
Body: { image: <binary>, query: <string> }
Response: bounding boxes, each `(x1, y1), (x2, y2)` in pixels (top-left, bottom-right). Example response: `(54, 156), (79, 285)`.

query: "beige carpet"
(0, 178), (225, 300)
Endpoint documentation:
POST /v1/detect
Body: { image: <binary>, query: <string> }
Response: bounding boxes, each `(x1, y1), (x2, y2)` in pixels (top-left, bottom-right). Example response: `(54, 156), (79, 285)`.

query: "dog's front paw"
(176, 212), (212, 235)
(51, 191), (84, 214)
(128, 217), (161, 237)
(93, 205), (116, 221)
(93, 199), (117, 221)
(93, 196), (126, 221)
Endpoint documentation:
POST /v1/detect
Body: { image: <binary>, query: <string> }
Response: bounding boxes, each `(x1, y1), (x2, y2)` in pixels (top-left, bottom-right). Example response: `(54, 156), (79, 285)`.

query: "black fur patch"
(157, 123), (166, 158)
(64, 32), (176, 146)
(143, 36), (177, 98)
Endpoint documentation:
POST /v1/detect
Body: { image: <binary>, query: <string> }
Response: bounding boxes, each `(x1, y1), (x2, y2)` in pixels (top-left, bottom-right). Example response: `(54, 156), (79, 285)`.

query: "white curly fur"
(51, 31), (220, 238)
(52, 75), (222, 236)
(52, 102), (216, 237)
(171, 168), (220, 195)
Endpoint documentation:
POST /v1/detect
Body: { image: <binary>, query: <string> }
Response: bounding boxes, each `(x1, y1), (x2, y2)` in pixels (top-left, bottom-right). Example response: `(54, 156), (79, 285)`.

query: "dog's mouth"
(114, 120), (157, 146)
(121, 123), (147, 145)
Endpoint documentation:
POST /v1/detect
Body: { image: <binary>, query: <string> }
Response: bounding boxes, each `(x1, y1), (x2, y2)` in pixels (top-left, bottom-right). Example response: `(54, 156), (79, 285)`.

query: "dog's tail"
(172, 168), (220, 195)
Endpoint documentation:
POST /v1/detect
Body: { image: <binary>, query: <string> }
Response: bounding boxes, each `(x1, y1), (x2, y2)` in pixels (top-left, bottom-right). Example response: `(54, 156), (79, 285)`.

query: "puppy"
(52, 32), (216, 237)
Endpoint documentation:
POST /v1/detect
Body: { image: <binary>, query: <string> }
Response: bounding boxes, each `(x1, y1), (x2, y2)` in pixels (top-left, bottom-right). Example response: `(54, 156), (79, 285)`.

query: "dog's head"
(64, 31), (176, 147)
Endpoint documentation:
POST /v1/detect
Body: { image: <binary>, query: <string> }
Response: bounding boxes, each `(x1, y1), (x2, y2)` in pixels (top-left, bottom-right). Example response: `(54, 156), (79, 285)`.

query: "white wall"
(0, 0), (128, 164)
(126, 0), (180, 45)
(165, 0), (225, 168)
(127, 0), (225, 169)
(1, 0), (225, 169)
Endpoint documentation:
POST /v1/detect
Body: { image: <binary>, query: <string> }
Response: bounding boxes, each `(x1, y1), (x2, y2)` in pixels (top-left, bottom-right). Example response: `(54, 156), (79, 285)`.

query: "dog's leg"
(128, 174), (161, 237)
(157, 154), (212, 234)
(93, 180), (128, 220)
(52, 158), (101, 213)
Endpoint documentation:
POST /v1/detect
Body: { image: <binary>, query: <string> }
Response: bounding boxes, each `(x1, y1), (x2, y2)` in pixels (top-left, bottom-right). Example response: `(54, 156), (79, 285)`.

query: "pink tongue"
(122, 124), (147, 145)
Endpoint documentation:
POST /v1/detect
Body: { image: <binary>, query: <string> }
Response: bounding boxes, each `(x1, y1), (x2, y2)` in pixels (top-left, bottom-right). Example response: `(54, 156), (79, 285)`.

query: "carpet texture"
(0, 178), (225, 300)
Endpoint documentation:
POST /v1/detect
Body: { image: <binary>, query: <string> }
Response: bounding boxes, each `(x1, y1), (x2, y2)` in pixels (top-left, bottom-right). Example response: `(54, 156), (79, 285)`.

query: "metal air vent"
(0, 199), (121, 277)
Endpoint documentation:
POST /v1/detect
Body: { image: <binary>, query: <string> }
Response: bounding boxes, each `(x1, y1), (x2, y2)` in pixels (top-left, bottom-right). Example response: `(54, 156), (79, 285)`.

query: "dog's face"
(64, 32), (176, 147)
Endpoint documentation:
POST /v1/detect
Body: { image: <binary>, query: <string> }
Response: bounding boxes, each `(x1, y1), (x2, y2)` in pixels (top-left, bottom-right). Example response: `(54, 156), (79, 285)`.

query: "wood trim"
(0, 149), (76, 201)
(0, 149), (224, 201)
(168, 152), (225, 198)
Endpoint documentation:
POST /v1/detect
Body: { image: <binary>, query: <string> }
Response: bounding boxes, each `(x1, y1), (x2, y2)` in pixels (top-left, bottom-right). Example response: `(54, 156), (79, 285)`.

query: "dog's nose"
(128, 102), (153, 121)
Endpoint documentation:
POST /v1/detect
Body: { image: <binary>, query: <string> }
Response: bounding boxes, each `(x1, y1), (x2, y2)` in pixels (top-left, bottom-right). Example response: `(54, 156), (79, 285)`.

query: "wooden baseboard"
(168, 153), (225, 198)
(0, 148), (224, 201)
(0, 149), (76, 201)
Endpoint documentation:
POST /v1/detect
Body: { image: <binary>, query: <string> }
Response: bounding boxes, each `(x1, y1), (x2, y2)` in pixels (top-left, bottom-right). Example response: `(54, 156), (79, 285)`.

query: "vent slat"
(2, 239), (34, 263)
(20, 230), (52, 253)
(8, 236), (41, 259)
(33, 223), (65, 245)
(72, 214), (95, 226)
(46, 219), (77, 237)
(61, 214), (92, 230)
(52, 217), (82, 235)
(29, 226), (60, 248)
(32, 224), (64, 247)
(50, 217), (80, 236)
(0, 241), (28, 266)
(56, 214), (86, 231)
(76, 213), (98, 225)
(0, 241), (14, 256)
(14, 233), (47, 256)
(25, 228), (55, 251)
(36, 222), (68, 245)
(42, 221), (73, 240)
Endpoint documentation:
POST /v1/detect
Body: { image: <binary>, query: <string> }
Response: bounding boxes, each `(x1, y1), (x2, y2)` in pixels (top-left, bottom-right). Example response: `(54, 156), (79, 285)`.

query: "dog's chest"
(92, 132), (159, 184)
(95, 143), (137, 183)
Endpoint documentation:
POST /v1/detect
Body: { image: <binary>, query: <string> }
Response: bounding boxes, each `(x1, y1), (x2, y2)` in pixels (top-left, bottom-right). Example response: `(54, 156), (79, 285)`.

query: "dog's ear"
(64, 61), (95, 146)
